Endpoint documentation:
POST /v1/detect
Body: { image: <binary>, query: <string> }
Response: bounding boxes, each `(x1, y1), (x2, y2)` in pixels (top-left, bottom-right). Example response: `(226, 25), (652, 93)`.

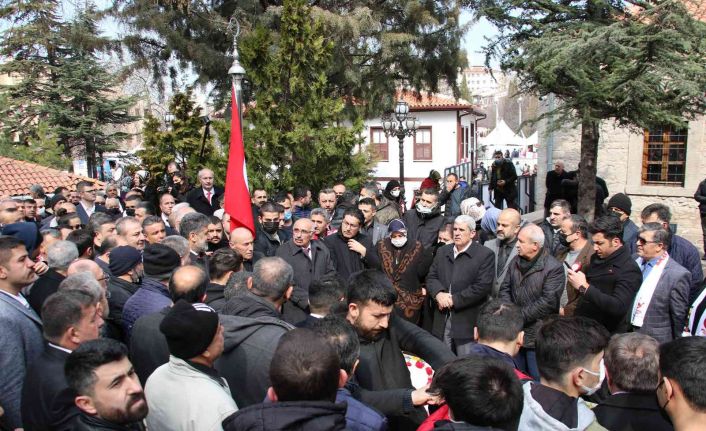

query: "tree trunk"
(578, 118), (599, 222)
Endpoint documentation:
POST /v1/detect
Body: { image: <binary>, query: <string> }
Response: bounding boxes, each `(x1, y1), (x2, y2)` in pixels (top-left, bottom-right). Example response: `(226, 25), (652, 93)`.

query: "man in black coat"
(129, 265), (208, 385)
(544, 160), (569, 215)
(276, 218), (336, 325)
(324, 208), (380, 280)
(594, 333), (673, 431)
(567, 216), (642, 333)
(185, 168), (223, 216)
(497, 223), (565, 380)
(106, 246), (142, 343)
(346, 270), (455, 431)
(217, 257), (295, 408)
(488, 150), (518, 210)
(254, 202), (287, 257)
(427, 215), (495, 356)
(402, 189), (444, 249)
(21, 290), (103, 431)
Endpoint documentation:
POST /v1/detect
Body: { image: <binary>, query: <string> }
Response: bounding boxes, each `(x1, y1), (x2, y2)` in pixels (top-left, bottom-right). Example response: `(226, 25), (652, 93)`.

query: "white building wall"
(362, 110), (474, 202)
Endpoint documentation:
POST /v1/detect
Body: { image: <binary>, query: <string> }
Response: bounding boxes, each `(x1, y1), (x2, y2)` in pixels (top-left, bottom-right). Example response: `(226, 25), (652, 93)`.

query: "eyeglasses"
(292, 228), (313, 235)
(637, 236), (660, 245)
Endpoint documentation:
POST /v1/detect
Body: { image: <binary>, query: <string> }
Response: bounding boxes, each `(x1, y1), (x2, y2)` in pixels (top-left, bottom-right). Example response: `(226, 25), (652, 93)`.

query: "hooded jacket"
(145, 356), (237, 431)
(215, 311), (293, 408)
(374, 196), (401, 226)
(518, 382), (607, 431)
(222, 400), (347, 431)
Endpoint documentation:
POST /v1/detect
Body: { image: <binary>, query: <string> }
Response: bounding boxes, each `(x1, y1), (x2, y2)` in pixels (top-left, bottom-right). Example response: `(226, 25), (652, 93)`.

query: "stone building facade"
(537, 106), (705, 254)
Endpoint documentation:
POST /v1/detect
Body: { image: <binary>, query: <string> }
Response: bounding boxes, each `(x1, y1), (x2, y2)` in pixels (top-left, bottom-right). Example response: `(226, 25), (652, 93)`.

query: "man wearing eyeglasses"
(566, 215), (642, 334)
(628, 223), (690, 343)
(75, 181), (107, 225)
(276, 218), (336, 325)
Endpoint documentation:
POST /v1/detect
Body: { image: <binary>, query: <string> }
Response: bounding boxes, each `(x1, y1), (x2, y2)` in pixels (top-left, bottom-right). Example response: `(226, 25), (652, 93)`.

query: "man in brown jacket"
(556, 215), (594, 316)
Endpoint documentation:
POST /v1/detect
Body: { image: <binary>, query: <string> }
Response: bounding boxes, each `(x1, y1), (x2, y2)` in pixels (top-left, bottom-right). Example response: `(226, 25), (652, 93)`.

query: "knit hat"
(49, 194), (67, 210)
(388, 219), (407, 234)
(160, 300), (219, 360)
(607, 193), (632, 215)
(108, 246), (142, 277)
(460, 197), (486, 222)
(429, 170), (441, 181)
(143, 243), (181, 279)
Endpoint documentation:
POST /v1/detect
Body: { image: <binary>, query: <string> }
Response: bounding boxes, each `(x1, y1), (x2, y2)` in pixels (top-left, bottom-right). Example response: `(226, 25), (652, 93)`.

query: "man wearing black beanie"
(606, 193), (639, 255)
(145, 300), (237, 430)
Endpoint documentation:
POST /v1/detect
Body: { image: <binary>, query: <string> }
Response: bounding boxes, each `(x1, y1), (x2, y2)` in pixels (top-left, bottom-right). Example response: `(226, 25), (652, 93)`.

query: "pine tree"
(237, 0), (371, 193)
(466, 0), (706, 218)
(460, 72), (472, 102)
(110, 0), (466, 117)
(0, 0), (66, 145)
(44, 9), (137, 178)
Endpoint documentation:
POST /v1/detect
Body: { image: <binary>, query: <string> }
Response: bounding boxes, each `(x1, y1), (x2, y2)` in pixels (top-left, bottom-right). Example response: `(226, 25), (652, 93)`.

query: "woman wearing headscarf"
(383, 180), (406, 215)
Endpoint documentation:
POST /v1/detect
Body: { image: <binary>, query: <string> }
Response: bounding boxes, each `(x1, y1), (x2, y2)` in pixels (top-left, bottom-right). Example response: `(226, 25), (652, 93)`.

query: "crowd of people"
(1, 160), (706, 431)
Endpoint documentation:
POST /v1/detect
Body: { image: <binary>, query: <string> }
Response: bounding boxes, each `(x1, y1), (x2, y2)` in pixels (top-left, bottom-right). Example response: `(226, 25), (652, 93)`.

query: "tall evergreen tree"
(0, 0), (66, 144)
(238, 0), (371, 193)
(466, 0), (706, 218)
(110, 0), (467, 117)
(44, 9), (136, 178)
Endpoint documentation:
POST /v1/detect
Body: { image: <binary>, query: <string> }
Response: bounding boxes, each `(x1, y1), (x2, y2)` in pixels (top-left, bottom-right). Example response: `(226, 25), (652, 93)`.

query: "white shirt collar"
(453, 241), (472, 259)
(0, 289), (30, 308)
(48, 343), (73, 354)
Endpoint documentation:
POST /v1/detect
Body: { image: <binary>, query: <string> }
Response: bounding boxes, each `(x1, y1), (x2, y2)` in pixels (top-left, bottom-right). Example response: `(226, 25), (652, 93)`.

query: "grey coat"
(0, 292), (44, 429)
(633, 257), (690, 343)
(484, 238), (519, 297)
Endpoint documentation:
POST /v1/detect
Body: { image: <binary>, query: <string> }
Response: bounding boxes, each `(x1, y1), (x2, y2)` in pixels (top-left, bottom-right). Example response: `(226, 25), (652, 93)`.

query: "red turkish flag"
(224, 83), (255, 235)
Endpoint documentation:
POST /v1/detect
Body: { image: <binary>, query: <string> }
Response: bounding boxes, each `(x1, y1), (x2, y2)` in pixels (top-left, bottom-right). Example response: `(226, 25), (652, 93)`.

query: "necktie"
(304, 247), (312, 260)
(206, 190), (212, 205)
(497, 245), (508, 277)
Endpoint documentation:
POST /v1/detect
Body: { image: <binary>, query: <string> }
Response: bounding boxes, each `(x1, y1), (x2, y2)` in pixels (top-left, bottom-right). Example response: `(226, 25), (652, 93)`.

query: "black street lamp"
(381, 100), (418, 188)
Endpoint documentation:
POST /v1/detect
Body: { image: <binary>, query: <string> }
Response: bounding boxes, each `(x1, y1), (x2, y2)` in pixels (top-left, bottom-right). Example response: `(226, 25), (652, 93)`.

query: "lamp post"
(164, 112), (175, 131)
(381, 100), (417, 187)
(228, 18), (246, 134)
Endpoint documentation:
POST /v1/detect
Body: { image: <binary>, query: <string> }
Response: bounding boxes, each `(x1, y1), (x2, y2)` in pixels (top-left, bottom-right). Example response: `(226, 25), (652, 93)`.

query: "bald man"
(229, 227), (262, 272)
(186, 168), (223, 216)
(168, 205), (195, 235)
(497, 223), (565, 379)
(484, 208), (522, 296)
(275, 218), (336, 325)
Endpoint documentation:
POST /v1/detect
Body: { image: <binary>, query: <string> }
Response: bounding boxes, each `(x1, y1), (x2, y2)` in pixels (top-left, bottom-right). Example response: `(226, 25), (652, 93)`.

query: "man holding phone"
(566, 216), (642, 333)
(556, 215), (594, 316)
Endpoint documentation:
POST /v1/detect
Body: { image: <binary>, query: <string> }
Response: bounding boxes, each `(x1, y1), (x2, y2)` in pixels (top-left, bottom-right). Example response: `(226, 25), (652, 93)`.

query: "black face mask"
(106, 208), (121, 216)
(493, 159), (502, 166)
(125, 208), (135, 217)
(558, 232), (571, 247)
(262, 221), (279, 234)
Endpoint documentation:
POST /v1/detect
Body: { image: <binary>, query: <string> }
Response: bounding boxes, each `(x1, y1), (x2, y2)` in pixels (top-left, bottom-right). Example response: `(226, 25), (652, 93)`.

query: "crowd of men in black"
(1, 159), (706, 431)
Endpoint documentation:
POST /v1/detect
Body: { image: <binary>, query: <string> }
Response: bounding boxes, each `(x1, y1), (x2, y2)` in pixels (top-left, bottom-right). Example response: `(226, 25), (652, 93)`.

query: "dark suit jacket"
(75, 203), (107, 225)
(21, 344), (78, 431)
(27, 269), (66, 316)
(426, 241), (495, 340)
(594, 393), (673, 431)
(275, 240), (336, 310)
(186, 186), (223, 216)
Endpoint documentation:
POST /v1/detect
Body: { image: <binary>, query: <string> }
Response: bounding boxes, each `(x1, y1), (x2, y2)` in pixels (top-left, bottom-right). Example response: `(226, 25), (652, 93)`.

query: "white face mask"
(390, 189), (401, 198)
(391, 236), (407, 248)
(579, 358), (605, 396)
(416, 203), (433, 214)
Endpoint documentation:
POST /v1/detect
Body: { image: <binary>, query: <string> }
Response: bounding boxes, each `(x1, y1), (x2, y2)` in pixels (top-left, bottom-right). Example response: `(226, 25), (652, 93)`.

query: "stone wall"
(537, 102), (705, 254)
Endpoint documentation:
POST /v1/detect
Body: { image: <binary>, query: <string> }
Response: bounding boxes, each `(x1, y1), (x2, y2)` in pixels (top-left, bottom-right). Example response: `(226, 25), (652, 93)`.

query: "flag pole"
(228, 18), (245, 132)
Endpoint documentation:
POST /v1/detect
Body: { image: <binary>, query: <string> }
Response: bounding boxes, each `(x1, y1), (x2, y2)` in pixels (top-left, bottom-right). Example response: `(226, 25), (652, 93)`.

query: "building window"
(370, 127), (388, 161)
(414, 127), (432, 161)
(641, 126), (687, 186)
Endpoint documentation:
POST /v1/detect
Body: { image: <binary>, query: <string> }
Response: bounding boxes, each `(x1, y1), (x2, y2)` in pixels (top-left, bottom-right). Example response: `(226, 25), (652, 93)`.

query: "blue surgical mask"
(284, 210), (292, 221)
